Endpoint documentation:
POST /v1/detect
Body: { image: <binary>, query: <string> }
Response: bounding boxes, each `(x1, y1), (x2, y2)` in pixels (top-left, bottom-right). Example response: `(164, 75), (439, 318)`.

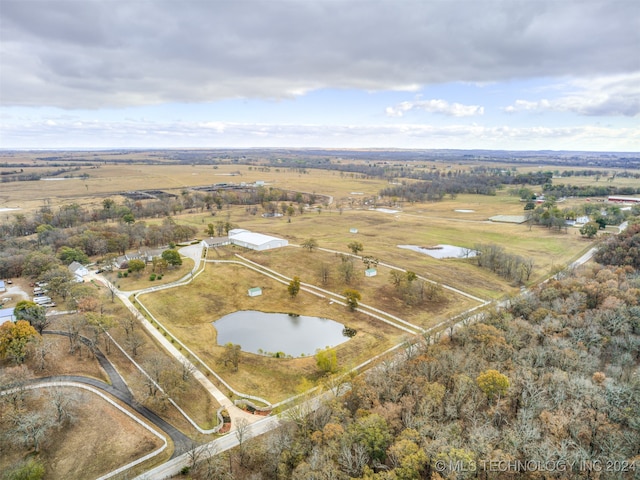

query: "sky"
(0, 0), (639, 151)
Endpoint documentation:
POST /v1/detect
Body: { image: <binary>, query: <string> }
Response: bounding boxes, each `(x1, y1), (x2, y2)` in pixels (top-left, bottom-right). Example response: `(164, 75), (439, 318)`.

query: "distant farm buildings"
(608, 196), (640, 204)
(227, 229), (288, 251)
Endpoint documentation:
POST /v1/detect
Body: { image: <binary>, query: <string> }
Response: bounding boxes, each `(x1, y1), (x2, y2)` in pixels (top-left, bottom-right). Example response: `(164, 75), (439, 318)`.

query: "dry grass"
(95, 286), (221, 432)
(139, 261), (407, 403)
(0, 388), (166, 480)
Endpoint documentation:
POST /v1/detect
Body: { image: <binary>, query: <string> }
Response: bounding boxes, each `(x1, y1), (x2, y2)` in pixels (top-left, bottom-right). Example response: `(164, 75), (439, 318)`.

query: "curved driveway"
(40, 331), (192, 457)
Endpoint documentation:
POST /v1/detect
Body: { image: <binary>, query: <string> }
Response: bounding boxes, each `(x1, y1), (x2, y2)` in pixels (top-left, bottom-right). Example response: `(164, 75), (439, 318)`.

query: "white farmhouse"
(228, 229), (288, 251)
(68, 261), (89, 282)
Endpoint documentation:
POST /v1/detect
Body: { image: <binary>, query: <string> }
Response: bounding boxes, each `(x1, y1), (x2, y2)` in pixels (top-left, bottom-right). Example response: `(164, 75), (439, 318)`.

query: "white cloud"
(2, 118), (638, 151)
(386, 99), (484, 117)
(505, 73), (640, 116)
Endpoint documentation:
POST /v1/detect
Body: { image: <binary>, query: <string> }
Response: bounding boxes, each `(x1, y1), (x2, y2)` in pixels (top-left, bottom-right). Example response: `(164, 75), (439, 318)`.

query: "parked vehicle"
(33, 296), (52, 305)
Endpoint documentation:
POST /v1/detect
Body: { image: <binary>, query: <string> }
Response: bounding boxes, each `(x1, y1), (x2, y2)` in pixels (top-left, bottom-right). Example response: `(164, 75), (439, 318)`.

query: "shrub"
(150, 273), (156, 281)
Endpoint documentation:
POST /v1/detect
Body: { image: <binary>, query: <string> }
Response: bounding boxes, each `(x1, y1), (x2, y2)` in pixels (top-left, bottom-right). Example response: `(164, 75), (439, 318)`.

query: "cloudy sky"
(1, 0), (639, 151)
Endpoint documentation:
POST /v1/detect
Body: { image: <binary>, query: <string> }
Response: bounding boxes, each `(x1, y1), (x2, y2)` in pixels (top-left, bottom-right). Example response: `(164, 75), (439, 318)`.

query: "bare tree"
(186, 440), (209, 474)
(180, 357), (196, 382)
(31, 337), (55, 372)
(47, 387), (81, 424)
(0, 365), (33, 411)
(125, 331), (145, 356)
(61, 314), (86, 355)
(338, 443), (369, 477)
(120, 312), (138, 340)
(9, 405), (57, 453)
(318, 262), (331, 286)
(235, 418), (250, 465)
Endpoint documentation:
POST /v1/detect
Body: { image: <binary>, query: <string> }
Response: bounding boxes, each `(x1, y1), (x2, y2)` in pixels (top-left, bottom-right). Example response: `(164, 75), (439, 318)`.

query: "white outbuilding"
(228, 229), (288, 251)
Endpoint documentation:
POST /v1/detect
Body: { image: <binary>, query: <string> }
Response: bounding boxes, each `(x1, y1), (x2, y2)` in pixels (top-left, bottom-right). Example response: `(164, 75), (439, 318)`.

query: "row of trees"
(379, 173), (504, 202)
(0, 217), (196, 279)
(543, 182), (640, 198)
(474, 243), (535, 284)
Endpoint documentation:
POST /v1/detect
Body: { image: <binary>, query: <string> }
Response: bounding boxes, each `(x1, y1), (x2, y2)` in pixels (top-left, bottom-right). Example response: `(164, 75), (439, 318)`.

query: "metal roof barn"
(228, 229), (288, 251)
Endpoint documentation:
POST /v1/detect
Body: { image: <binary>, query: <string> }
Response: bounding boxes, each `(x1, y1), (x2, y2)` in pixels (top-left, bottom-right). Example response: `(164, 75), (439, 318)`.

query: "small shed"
(248, 287), (262, 297)
(350, 228), (358, 234)
(0, 280), (5, 293)
(365, 268), (377, 277)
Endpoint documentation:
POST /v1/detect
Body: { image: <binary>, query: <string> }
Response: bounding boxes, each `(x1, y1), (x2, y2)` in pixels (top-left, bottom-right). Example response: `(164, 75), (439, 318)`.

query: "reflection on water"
(214, 311), (348, 357)
(398, 244), (478, 259)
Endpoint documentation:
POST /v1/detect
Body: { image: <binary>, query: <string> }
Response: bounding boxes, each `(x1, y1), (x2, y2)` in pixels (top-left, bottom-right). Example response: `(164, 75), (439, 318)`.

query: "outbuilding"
(365, 268), (377, 277)
(228, 229), (288, 251)
(248, 287), (262, 297)
(0, 307), (16, 326)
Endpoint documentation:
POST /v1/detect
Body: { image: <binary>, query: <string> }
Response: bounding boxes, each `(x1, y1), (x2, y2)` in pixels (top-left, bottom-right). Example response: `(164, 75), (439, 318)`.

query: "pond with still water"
(214, 311), (349, 357)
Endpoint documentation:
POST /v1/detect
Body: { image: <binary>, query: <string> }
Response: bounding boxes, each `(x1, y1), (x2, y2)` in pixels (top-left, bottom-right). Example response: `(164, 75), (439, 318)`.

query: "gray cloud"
(1, 0), (638, 108)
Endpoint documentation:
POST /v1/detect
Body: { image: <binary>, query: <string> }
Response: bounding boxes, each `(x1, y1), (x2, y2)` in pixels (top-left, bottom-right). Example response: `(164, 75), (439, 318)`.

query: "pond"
(213, 311), (349, 357)
(398, 244), (478, 259)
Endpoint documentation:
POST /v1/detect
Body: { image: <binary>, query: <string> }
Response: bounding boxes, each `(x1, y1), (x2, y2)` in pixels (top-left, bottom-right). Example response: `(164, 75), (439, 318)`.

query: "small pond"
(373, 208), (400, 214)
(398, 244), (478, 259)
(214, 311), (349, 357)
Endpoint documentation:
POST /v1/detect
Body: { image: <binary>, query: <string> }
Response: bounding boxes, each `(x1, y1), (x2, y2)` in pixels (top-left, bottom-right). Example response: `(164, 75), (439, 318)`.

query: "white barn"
(228, 229), (288, 251)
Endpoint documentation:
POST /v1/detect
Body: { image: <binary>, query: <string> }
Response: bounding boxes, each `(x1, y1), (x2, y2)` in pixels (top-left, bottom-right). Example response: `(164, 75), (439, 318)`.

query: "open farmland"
(2, 150), (621, 479)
